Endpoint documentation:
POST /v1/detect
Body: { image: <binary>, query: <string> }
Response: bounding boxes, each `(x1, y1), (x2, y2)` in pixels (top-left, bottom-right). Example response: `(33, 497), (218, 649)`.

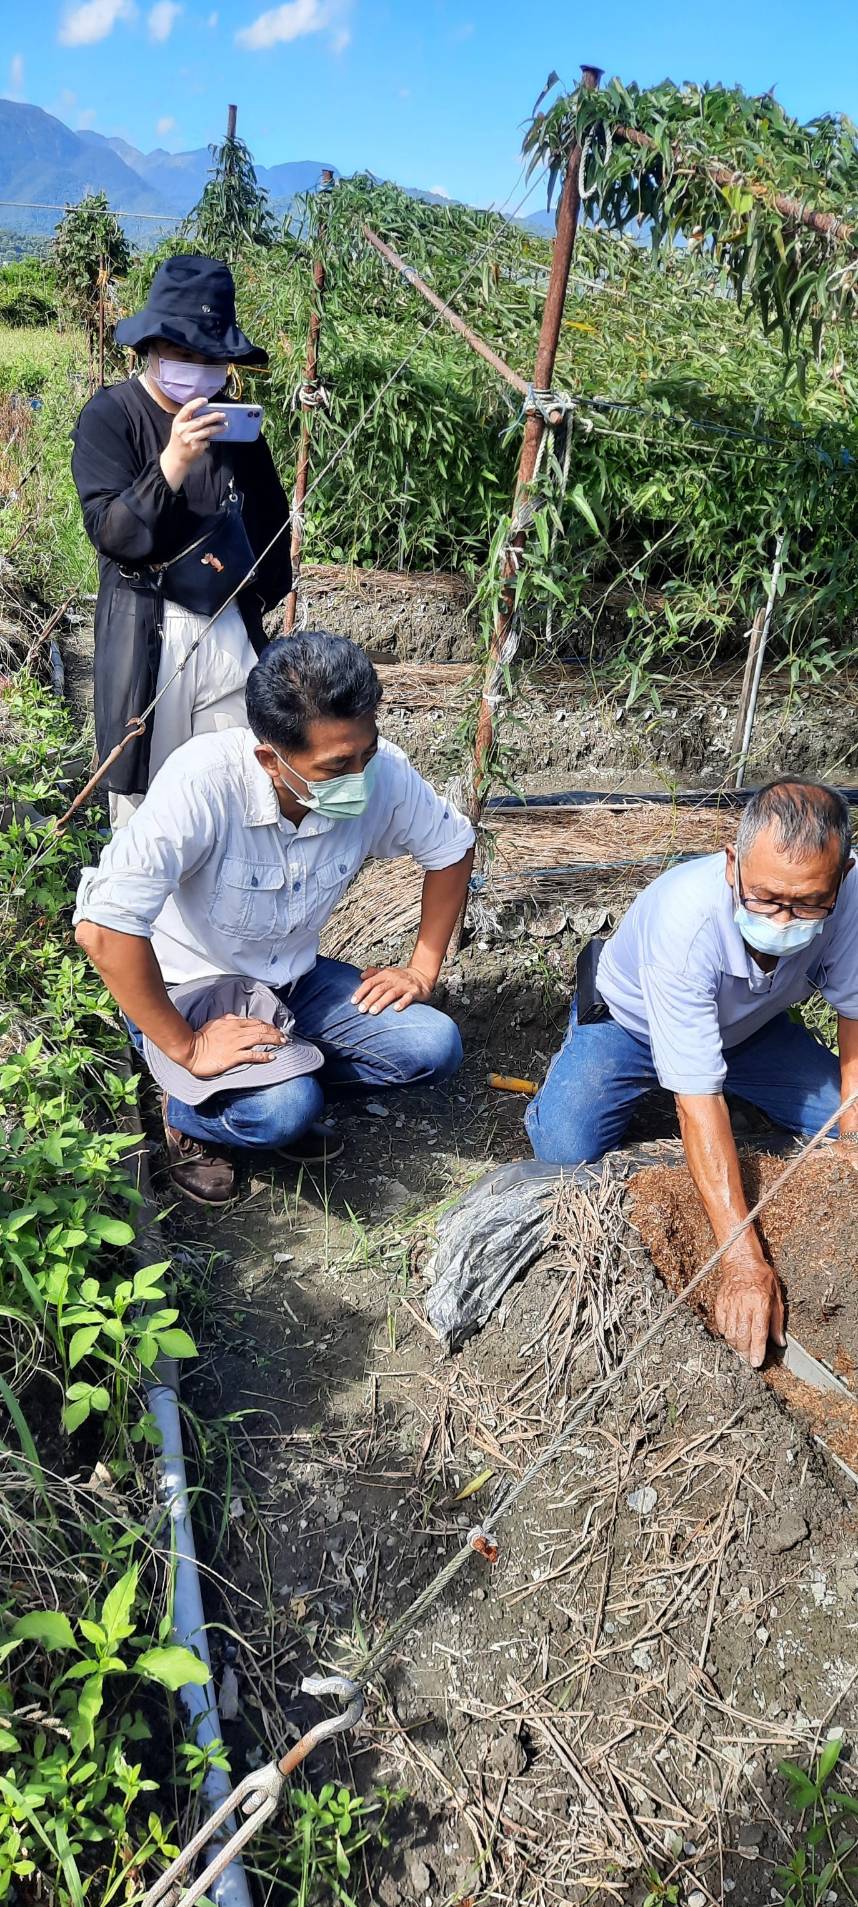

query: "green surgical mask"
(273, 747), (378, 820)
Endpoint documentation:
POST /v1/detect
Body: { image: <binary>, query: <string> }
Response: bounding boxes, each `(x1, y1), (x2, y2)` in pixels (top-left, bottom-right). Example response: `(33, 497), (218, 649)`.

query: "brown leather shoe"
(161, 1098), (235, 1206)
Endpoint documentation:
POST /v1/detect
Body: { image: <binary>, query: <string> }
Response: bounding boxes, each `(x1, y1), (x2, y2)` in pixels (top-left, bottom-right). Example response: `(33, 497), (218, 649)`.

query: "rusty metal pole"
(451, 63), (602, 949)
(283, 168), (335, 634)
(470, 66), (601, 805)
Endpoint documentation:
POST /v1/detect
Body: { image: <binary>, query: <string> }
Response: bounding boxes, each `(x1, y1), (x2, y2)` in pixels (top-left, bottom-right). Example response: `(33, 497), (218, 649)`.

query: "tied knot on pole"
(578, 121), (613, 201)
(292, 380), (331, 413)
(523, 385), (576, 425)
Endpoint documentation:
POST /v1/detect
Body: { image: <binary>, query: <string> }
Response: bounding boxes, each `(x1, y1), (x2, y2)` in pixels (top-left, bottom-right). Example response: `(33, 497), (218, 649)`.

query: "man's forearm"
(75, 923), (194, 1062)
(675, 1092), (761, 1265)
(838, 1015), (858, 1135)
(411, 851), (475, 984)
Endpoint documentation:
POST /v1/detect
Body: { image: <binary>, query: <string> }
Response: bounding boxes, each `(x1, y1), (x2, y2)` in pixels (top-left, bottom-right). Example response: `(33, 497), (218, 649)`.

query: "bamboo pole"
(613, 122), (855, 245)
(97, 255), (106, 388)
(283, 168), (335, 635)
(226, 103), (237, 140)
(363, 226), (531, 399)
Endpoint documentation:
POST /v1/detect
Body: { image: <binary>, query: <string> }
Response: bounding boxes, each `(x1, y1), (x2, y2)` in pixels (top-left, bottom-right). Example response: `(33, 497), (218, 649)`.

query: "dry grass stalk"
(301, 562), (472, 605)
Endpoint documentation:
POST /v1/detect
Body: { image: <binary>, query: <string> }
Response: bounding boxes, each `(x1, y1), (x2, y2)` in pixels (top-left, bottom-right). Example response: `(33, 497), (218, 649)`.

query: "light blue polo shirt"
(597, 852), (858, 1095)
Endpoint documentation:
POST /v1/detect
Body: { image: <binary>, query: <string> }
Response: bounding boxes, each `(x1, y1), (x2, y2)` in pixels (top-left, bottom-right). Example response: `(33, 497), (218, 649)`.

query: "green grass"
(0, 322), (80, 396)
(0, 324), (96, 599)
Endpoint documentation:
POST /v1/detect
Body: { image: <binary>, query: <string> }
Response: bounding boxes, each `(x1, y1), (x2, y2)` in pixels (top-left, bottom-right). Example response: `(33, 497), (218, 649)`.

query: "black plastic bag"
(425, 1159), (567, 1351)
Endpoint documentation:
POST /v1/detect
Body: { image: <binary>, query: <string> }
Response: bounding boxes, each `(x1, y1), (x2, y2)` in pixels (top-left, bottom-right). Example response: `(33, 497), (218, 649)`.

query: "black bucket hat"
(115, 254), (268, 366)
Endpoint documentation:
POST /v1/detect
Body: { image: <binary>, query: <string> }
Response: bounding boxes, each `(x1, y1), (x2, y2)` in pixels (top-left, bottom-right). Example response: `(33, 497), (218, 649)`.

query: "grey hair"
(736, 779), (852, 874)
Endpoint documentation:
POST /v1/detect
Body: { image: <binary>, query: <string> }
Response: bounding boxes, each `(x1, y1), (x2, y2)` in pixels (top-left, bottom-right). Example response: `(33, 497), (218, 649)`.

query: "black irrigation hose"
(487, 786), (858, 810)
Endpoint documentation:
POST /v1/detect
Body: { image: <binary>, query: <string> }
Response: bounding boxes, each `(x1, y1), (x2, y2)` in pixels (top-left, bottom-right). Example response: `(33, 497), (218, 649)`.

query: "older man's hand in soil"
(352, 965), (434, 1015)
(714, 1257), (786, 1368)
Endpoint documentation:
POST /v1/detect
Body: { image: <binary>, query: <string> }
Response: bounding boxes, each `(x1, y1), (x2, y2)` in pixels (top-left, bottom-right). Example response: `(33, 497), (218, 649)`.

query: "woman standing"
(72, 254), (292, 826)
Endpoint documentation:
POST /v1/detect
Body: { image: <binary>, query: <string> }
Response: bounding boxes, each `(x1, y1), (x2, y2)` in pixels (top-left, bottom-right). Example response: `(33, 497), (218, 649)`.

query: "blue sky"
(6, 0), (858, 210)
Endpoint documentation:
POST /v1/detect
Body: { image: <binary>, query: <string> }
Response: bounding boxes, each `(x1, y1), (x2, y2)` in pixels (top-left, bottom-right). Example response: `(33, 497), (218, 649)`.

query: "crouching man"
(74, 633), (475, 1205)
(526, 780), (858, 1366)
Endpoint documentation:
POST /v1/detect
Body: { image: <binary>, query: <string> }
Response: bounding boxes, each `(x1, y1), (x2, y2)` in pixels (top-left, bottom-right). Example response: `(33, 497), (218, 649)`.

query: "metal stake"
(283, 168), (335, 634)
(731, 531), (786, 788)
(452, 62), (602, 948)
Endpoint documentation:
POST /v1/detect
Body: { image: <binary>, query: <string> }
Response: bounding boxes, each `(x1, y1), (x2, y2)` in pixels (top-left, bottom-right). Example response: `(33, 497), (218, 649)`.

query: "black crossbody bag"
(122, 486), (258, 618)
(576, 935), (610, 1024)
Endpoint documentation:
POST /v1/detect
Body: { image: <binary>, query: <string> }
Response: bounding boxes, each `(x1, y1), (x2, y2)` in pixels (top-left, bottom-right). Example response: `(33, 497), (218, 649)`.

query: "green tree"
(51, 191), (131, 389)
(185, 129), (276, 261)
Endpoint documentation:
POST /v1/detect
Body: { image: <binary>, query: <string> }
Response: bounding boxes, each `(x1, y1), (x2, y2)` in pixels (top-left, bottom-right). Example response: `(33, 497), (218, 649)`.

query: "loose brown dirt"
(629, 1150), (858, 1474)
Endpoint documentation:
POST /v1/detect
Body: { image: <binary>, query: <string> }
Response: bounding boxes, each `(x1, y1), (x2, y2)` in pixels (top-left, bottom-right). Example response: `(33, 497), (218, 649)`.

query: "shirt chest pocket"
(310, 854), (359, 918)
(210, 857), (287, 939)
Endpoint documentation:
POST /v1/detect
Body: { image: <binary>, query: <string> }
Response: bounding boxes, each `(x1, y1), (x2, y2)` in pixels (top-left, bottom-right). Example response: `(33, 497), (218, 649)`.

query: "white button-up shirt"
(74, 727), (475, 987)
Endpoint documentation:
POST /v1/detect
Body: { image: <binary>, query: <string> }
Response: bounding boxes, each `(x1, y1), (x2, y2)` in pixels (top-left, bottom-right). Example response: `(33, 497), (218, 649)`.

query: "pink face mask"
(155, 356), (228, 403)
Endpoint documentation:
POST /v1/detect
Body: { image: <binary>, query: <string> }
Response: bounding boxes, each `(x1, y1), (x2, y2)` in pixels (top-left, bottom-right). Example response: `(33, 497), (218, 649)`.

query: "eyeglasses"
(735, 857), (840, 923)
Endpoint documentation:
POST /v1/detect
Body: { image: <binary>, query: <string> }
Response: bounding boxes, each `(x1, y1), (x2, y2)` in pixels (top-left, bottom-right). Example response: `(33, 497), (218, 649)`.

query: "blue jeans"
(131, 956), (462, 1150)
(525, 1003), (841, 1166)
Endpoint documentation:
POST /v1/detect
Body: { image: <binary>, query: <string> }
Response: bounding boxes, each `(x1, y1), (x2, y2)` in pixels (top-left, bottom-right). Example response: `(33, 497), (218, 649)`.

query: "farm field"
(3, 71), (858, 1907)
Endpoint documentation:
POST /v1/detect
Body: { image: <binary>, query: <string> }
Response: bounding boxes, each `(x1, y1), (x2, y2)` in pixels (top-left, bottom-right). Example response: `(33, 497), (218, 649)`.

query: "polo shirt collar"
(715, 855), (754, 978)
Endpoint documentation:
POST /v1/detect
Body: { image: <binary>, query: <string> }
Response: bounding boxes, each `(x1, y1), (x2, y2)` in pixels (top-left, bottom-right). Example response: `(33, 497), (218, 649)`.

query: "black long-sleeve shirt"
(71, 375), (292, 794)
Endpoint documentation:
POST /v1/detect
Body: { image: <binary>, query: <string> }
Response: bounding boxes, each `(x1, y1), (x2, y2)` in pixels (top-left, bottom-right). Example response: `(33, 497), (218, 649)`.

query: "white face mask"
(155, 356), (228, 404)
(733, 854), (833, 957)
(272, 747), (378, 820)
(734, 904), (826, 957)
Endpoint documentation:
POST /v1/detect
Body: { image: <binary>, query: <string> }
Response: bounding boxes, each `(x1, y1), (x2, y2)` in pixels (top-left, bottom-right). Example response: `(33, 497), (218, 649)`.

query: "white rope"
(291, 380), (331, 412)
(578, 121), (613, 201)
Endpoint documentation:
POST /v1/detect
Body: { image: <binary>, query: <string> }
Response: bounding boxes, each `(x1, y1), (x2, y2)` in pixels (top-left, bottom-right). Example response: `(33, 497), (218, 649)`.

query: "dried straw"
(321, 803), (735, 959)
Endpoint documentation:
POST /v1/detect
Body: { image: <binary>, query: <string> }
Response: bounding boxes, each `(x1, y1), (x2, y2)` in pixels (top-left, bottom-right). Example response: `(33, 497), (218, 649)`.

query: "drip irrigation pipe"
(125, 1082), (253, 1907)
(487, 786), (858, 810)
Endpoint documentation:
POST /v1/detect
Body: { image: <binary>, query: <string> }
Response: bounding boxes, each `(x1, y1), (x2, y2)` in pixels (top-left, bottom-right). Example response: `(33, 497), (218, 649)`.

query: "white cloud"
(235, 0), (346, 51)
(148, 0), (181, 37)
(206, 6), (218, 19)
(430, 184), (450, 199)
(58, 87), (77, 108)
(58, 0), (136, 45)
(156, 113), (176, 134)
(77, 105), (97, 126)
(330, 23), (350, 50)
(7, 54), (25, 99)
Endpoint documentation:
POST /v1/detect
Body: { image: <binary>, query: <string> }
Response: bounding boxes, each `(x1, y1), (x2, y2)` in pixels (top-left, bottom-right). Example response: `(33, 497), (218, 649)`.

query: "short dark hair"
(245, 633), (382, 751)
(736, 778), (852, 875)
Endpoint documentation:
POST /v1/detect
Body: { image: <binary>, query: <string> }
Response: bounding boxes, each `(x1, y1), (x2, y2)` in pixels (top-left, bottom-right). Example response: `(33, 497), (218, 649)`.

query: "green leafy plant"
(271, 1781), (406, 1907)
(51, 191), (131, 388)
(184, 127), (277, 260)
(776, 1738), (858, 1904)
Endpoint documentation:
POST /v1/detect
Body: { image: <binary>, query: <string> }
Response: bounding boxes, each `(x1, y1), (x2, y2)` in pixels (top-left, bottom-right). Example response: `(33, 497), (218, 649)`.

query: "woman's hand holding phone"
(160, 397), (227, 492)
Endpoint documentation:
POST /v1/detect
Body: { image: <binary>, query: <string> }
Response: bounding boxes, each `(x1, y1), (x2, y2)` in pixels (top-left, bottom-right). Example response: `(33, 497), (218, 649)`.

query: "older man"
(75, 632), (474, 1206)
(527, 780), (858, 1366)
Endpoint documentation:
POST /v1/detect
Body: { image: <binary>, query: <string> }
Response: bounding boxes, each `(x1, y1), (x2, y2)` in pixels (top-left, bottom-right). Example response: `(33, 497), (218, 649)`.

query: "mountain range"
(0, 99), (554, 241)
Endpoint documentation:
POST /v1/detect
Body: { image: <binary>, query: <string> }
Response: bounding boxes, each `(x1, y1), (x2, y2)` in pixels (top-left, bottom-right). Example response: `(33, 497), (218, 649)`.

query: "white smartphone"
(199, 402), (264, 443)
